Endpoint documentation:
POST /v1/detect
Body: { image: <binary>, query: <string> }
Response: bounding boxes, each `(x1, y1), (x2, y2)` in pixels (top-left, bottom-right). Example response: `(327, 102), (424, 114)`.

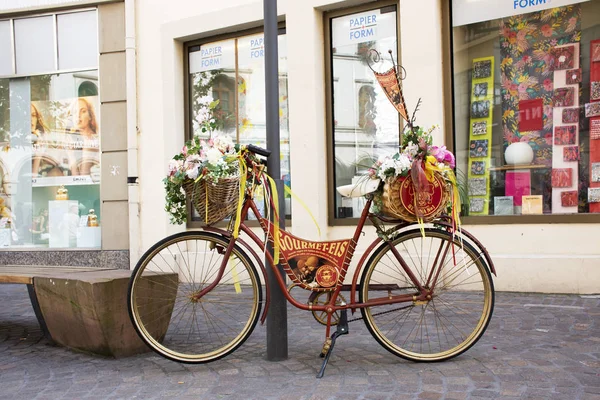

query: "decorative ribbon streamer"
(284, 184), (321, 238)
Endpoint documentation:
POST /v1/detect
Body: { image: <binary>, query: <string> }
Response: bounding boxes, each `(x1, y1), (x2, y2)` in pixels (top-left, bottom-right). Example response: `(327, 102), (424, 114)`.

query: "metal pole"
(264, 0), (288, 361)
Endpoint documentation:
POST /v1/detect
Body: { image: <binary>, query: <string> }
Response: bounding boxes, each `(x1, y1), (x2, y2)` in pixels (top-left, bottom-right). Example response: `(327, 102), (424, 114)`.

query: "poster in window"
(554, 87), (575, 107)
(551, 45), (575, 71)
(505, 170), (531, 206)
(554, 125), (577, 145)
(561, 191), (578, 207)
(563, 146), (579, 161)
(562, 108), (579, 124)
(30, 96), (100, 183)
(566, 68), (582, 84)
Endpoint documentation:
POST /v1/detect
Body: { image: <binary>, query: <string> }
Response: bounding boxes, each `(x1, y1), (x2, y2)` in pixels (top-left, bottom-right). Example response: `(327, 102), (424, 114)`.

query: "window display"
(0, 9), (100, 248)
(452, 0), (600, 216)
(187, 31), (290, 220)
(328, 5), (400, 219)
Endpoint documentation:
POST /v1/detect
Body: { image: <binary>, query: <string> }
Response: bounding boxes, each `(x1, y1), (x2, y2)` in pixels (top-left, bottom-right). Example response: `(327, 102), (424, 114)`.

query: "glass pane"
(188, 34), (291, 220)
(330, 7), (399, 218)
(452, 2), (600, 216)
(0, 71), (101, 249)
(57, 11), (98, 70)
(0, 21), (12, 76)
(14, 16), (55, 75)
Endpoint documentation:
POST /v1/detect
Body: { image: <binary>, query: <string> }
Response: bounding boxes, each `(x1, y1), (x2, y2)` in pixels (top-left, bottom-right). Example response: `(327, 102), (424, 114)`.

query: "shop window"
(327, 4), (400, 220)
(452, 0), (600, 218)
(0, 9), (100, 249)
(187, 30), (290, 222)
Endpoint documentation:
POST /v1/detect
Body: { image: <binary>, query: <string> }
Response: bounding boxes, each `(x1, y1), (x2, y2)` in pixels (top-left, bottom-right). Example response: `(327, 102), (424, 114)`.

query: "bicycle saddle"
(336, 178), (381, 198)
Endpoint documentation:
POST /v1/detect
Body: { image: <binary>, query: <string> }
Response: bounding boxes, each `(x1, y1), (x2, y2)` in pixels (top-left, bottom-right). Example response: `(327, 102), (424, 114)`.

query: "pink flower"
(543, 79), (553, 92)
(518, 82), (528, 93)
(182, 145), (188, 157)
(541, 24), (553, 37)
(430, 145), (456, 168)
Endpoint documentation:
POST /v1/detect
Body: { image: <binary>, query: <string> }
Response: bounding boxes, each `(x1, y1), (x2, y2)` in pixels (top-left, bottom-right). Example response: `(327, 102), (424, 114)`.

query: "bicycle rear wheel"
(359, 228), (494, 362)
(128, 231), (262, 363)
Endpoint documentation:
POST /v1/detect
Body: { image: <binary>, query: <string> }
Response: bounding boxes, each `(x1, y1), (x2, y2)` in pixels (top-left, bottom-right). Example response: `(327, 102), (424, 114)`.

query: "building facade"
(2, 0), (599, 292)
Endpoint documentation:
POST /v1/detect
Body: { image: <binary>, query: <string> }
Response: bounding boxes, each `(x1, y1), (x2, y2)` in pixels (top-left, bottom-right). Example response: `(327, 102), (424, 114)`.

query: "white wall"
(135, 0), (600, 293)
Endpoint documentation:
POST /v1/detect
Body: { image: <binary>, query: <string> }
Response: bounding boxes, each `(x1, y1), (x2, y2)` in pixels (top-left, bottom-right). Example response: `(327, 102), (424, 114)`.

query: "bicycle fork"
(316, 309), (349, 378)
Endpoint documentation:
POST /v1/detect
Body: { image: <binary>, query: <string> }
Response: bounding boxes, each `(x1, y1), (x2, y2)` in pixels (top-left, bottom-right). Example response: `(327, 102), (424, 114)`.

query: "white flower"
(185, 166), (200, 180)
(213, 135), (234, 152)
(168, 159), (183, 176)
(396, 154), (412, 173)
(206, 147), (223, 165)
(405, 142), (419, 158)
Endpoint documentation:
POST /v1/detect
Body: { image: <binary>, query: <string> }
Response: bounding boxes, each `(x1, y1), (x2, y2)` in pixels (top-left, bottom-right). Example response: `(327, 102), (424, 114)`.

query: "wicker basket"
(183, 175), (240, 225)
(381, 171), (449, 223)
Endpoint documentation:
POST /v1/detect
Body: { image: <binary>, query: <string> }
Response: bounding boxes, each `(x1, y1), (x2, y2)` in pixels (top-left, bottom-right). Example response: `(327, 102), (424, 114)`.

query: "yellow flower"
(501, 57), (513, 67)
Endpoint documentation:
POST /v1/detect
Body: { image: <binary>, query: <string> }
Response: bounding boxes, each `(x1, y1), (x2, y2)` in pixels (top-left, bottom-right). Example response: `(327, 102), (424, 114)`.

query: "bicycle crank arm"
(316, 310), (349, 378)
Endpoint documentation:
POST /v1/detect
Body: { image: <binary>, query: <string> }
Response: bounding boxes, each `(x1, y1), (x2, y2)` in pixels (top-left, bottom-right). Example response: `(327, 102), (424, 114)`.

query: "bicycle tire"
(359, 228), (494, 362)
(128, 231), (262, 363)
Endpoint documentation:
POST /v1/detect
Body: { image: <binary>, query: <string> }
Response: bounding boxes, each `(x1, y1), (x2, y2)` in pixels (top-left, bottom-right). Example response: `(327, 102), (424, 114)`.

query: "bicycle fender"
(202, 227), (270, 325)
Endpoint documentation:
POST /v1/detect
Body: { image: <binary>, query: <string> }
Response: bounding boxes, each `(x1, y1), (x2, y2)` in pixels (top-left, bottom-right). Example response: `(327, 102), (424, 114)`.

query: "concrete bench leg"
(26, 284), (54, 343)
(33, 271), (177, 358)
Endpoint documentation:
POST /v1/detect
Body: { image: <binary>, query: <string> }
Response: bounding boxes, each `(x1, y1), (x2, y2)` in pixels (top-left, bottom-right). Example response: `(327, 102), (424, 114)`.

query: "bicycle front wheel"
(359, 228), (494, 362)
(128, 231), (262, 363)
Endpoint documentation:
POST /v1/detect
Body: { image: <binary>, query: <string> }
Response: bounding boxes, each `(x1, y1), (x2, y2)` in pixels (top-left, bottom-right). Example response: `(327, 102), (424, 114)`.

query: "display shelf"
(32, 175), (98, 187)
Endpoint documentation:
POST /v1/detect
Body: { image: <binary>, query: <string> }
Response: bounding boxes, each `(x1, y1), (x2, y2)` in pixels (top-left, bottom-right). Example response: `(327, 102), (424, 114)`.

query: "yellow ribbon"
(232, 153), (248, 239)
(422, 156), (462, 229)
(264, 173), (281, 264)
(284, 184), (321, 238)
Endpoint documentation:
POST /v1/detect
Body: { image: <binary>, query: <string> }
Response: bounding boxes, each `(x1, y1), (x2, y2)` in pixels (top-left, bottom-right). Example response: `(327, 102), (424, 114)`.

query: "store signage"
(452, 0), (589, 26)
(250, 36), (264, 59)
(333, 9), (387, 48)
(189, 41), (234, 73)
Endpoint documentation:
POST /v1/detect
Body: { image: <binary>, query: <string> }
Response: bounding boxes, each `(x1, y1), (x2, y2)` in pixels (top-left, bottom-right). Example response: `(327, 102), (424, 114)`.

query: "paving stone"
(0, 285), (599, 399)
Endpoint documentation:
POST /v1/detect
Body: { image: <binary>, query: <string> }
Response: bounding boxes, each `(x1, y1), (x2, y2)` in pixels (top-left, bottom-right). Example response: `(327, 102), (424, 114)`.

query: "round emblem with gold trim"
(315, 265), (338, 288)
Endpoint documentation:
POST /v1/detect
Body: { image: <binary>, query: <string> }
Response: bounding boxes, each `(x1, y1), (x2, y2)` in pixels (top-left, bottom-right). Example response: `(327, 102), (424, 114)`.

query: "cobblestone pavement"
(0, 284), (599, 400)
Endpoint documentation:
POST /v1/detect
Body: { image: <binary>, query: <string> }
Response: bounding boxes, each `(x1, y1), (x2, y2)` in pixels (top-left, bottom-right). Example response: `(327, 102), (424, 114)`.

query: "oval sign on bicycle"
(315, 265), (338, 288)
(398, 174), (446, 218)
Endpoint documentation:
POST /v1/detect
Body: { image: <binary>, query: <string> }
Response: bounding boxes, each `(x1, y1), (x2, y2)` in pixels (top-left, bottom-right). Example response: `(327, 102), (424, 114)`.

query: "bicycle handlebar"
(246, 144), (271, 158)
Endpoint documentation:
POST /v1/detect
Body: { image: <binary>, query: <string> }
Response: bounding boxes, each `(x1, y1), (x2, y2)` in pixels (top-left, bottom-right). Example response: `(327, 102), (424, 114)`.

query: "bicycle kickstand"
(316, 310), (349, 379)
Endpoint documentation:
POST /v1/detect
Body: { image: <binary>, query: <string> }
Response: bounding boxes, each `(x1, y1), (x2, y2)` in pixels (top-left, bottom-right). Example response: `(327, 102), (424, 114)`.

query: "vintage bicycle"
(127, 144), (496, 378)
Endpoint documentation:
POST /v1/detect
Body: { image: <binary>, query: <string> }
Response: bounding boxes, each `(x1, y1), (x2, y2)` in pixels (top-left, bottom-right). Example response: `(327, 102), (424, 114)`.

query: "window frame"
(183, 24), (288, 229)
(446, 1), (600, 225)
(325, 0), (402, 226)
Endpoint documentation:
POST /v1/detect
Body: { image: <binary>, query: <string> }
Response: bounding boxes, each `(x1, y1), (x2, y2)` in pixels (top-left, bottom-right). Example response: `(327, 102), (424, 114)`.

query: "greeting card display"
(585, 102), (600, 117)
(588, 188), (600, 203)
(468, 177), (487, 196)
(471, 101), (490, 118)
(551, 168), (572, 187)
(554, 87), (575, 107)
(551, 45), (575, 70)
(471, 161), (485, 175)
(566, 68), (582, 84)
(505, 170), (531, 206)
(593, 42), (600, 62)
(473, 60), (492, 78)
(592, 162), (600, 183)
(563, 146), (579, 161)
(470, 198), (485, 213)
(473, 83), (488, 97)
(522, 195), (543, 214)
(562, 108), (579, 124)
(554, 125), (577, 145)
(470, 140), (488, 158)
(494, 196), (514, 215)
(592, 82), (600, 101)
(472, 121), (487, 135)
(561, 191), (578, 207)
(591, 119), (600, 140)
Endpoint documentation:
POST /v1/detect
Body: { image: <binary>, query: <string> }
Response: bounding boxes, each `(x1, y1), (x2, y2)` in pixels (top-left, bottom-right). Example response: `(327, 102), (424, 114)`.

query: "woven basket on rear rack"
(183, 175), (240, 225)
(381, 171), (450, 223)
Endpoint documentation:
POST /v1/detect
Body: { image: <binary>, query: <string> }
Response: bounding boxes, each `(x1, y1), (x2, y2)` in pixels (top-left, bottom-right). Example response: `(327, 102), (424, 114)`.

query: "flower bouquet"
(367, 124), (459, 223)
(164, 134), (241, 225)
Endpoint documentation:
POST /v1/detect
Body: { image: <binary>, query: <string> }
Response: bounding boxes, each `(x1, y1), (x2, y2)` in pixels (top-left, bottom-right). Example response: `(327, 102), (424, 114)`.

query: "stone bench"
(0, 266), (176, 358)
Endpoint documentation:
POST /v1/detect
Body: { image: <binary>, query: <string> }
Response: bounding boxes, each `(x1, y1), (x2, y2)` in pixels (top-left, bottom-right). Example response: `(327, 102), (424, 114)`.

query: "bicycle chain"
(347, 304), (414, 323)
